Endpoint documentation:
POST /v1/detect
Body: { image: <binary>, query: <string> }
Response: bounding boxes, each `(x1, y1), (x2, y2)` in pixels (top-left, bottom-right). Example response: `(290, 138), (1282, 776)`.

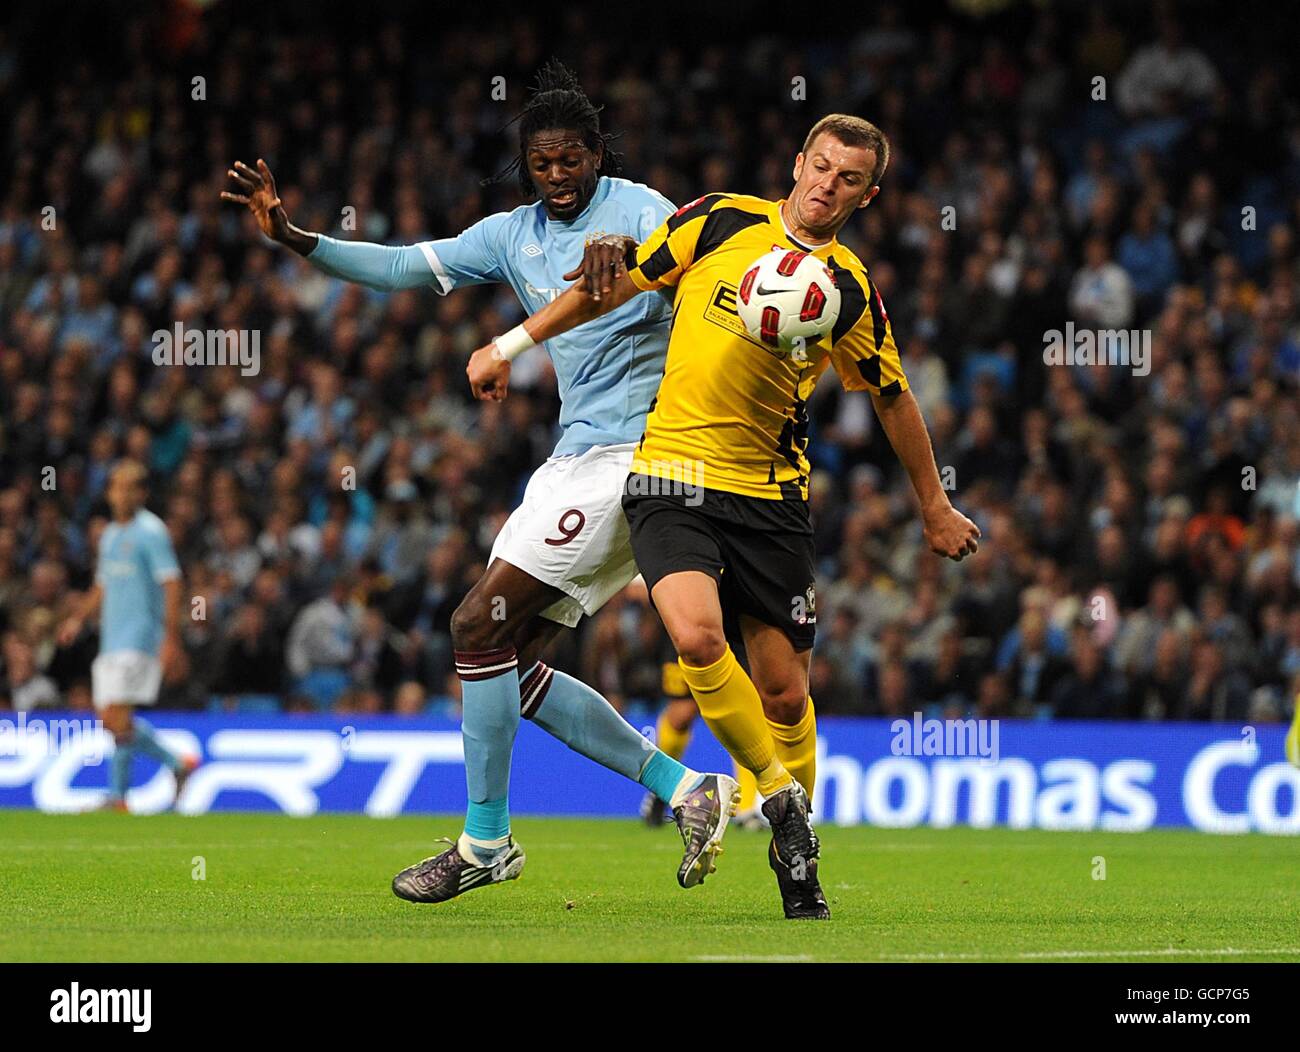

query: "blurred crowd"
(1, 1), (1297, 724)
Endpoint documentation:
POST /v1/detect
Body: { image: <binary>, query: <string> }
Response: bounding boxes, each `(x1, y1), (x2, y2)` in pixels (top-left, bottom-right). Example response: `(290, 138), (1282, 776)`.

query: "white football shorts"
(91, 650), (163, 709)
(489, 442), (639, 628)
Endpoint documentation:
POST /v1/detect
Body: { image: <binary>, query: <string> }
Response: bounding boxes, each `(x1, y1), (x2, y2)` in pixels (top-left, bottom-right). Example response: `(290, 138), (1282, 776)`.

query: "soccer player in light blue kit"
(222, 62), (738, 903)
(58, 460), (198, 811)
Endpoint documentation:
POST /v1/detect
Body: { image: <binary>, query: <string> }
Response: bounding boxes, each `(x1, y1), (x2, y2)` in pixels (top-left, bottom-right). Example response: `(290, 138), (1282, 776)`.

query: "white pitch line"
(879, 946), (1300, 961)
(694, 954), (816, 962)
(693, 947), (1300, 964)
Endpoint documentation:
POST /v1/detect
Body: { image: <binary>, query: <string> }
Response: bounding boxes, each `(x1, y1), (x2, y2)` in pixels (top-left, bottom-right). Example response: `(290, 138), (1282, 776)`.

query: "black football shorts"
(622, 479), (817, 652)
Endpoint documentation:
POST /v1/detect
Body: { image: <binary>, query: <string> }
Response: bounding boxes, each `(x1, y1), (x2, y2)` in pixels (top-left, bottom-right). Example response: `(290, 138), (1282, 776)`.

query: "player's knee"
(450, 595), (510, 652)
(673, 624), (727, 669)
(758, 682), (807, 726)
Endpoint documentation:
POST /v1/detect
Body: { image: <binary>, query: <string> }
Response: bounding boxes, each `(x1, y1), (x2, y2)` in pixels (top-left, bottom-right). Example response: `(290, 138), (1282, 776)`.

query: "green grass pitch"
(2, 811), (1298, 962)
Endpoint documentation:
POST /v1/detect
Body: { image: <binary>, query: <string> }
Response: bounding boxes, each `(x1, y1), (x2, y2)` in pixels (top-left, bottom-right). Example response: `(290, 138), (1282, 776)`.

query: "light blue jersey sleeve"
(415, 213), (510, 292)
(140, 516), (180, 583)
(307, 213), (510, 293)
(310, 178), (677, 456)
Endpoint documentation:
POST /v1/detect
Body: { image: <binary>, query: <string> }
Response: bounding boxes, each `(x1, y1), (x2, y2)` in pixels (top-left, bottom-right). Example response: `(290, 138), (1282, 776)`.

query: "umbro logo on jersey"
(521, 244), (543, 257)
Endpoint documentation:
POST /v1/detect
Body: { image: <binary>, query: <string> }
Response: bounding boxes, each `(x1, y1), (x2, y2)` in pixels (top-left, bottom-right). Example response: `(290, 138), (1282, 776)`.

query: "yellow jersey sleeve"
(829, 269), (909, 396)
(627, 193), (730, 291)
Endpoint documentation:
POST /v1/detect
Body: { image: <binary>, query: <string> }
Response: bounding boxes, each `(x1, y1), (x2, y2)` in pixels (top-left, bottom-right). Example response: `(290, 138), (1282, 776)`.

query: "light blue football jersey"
(310, 176), (677, 456)
(96, 509), (180, 656)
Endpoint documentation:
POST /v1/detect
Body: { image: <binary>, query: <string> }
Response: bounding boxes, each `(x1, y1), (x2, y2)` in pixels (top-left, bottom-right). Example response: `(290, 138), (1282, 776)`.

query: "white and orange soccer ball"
(736, 248), (841, 351)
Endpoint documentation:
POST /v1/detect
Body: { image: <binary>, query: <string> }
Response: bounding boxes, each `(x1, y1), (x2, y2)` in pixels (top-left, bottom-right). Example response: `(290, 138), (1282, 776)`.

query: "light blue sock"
(131, 717), (183, 772)
(526, 665), (699, 803)
(458, 646), (521, 846)
(110, 739), (132, 800)
(463, 798), (510, 848)
(639, 750), (697, 804)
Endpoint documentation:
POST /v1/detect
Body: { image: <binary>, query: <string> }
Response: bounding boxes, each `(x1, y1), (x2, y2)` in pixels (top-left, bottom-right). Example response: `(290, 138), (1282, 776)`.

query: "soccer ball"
(736, 248), (841, 351)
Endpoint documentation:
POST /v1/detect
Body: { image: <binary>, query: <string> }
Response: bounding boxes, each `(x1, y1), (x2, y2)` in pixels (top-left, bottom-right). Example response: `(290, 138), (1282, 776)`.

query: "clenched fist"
(923, 504), (981, 561)
(467, 343), (511, 401)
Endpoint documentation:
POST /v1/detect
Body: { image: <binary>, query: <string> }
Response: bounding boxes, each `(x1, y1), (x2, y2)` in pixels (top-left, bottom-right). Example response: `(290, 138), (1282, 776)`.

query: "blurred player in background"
(57, 461), (197, 812)
(471, 114), (981, 919)
(224, 61), (738, 902)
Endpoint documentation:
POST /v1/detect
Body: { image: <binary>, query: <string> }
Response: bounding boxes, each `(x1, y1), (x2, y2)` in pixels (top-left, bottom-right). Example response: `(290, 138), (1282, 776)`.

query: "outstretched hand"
(221, 158), (291, 243)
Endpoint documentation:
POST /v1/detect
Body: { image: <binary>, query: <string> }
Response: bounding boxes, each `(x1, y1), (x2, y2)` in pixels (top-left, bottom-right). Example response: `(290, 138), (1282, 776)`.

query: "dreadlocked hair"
(484, 58), (624, 198)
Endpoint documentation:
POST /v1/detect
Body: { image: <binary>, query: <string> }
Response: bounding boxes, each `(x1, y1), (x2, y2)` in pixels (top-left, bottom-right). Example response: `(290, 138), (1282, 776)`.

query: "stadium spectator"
(2, 632), (59, 711)
(1048, 627), (1128, 719)
(285, 577), (357, 710)
(1181, 636), (1251, 721)
(1115, 14), (1219, 119)
(1070, 235), (1136, 328)
(1114, 575), (1196, 678)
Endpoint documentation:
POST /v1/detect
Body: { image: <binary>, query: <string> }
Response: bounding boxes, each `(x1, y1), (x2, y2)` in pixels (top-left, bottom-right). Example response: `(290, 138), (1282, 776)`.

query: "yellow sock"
(678, 647), (791, 797)
(734, 761), (759, 813)
(767, 695), (817, 798)
(655, 708), (691, 762)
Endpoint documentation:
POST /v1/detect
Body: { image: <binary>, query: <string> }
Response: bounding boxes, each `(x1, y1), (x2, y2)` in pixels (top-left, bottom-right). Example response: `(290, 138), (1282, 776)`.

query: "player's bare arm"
(870, 388), (980, 561)
(160, 576), (184, 681)
(56, 581), (102, 646)
(466, 266), (642, 401)
(220, 158), (318, 255)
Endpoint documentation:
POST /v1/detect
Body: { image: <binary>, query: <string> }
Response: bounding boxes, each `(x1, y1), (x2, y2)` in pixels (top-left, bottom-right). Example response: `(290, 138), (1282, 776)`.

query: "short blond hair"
(109, 458), (148, 488)
(802, 114), (890, 188)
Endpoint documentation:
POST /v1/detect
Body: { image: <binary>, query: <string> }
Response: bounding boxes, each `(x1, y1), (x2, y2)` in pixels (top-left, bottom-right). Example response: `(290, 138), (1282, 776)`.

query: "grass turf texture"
(2, 811), (1298, 963)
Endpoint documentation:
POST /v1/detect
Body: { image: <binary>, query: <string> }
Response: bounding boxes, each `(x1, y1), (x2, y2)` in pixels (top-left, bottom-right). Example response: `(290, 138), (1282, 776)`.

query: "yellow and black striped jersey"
(625, 193), (907, 502)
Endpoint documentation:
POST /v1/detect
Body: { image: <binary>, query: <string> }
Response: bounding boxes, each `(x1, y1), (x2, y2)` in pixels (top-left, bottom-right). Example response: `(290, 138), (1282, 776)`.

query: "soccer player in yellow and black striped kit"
(469, 115), (981, 919)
